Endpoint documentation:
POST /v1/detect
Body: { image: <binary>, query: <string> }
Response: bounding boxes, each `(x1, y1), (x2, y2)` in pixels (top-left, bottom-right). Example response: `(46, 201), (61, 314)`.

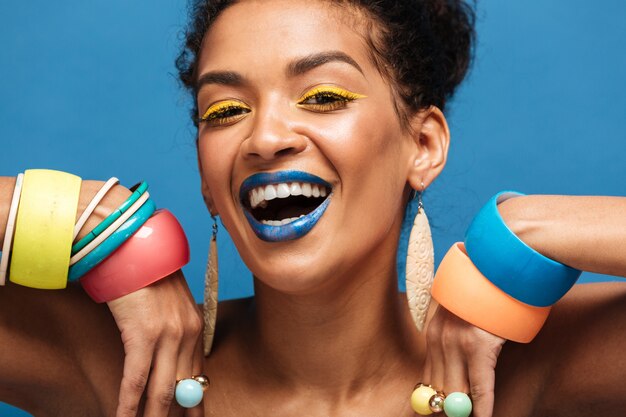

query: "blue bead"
(175, 378), (204, 408)
(443, 392), (472, 417)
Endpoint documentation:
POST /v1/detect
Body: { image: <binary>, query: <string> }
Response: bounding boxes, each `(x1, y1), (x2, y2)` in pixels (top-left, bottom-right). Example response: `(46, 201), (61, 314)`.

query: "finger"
(440, 342), (469, 395)
(426, 322), (445, 390)
(183, 335), (206, 417)
(467, 355), (497, 417)
(187, 306), (204, 379)
(421, 350), (432, 384)
(116, 344), (155, 417)
(144, 339), (180, 417)
(170, 321), (202, 417)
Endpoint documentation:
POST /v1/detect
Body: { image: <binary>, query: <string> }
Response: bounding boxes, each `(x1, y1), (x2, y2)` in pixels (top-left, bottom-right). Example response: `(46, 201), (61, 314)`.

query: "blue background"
(1, 0), (625, 415)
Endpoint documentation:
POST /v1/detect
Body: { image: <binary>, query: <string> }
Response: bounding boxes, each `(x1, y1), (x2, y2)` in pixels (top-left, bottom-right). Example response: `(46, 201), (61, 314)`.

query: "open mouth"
(239, 171), (333, 241)
(245, 182), (330, 225)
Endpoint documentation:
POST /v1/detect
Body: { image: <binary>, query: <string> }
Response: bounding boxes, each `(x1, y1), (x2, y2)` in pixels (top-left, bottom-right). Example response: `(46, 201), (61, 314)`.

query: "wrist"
(0, 176), (18, 246)
(75, 181), (131, 241)
(464, 191), (582, 307)
(497, 194), (567, 265)
(80, 209), (190, 302)
(1, 177), (132, 245)
(496, 195), (540, 248)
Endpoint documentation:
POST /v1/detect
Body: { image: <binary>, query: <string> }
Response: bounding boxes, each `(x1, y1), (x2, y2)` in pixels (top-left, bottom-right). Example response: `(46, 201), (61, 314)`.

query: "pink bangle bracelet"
(80, 209), (190, 303)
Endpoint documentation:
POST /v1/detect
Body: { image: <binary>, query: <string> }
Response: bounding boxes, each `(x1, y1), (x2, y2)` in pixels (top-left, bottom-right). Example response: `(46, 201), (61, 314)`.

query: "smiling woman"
(176, 2), (626, 416)
(1, 1), (626, 417)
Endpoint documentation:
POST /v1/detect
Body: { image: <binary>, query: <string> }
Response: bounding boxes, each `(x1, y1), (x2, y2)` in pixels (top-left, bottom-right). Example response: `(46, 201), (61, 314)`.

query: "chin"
(241, 241), (339, 295)
(253, 267), (339, 296)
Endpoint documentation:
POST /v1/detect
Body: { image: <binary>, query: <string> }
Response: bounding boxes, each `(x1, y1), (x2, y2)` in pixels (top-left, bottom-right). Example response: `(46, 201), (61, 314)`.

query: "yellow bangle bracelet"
(10, 169), (82, 289)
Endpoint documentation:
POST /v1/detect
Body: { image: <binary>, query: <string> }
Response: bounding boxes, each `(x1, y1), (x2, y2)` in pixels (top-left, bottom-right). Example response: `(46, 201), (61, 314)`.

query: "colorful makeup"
(239, 171), (333, 242)
(199, 99), (251, 126)
(296, 85), (366, 112)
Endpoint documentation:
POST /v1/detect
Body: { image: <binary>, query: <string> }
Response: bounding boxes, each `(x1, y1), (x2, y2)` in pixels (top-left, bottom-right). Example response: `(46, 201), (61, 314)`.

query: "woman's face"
(196, 0), (434, 294)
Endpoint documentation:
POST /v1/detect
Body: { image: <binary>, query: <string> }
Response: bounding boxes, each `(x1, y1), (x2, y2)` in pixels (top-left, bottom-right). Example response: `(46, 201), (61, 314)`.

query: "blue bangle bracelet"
(72, 181), (148, 255)
(464, 191), (582, 307)
(68, 198), (156, 282)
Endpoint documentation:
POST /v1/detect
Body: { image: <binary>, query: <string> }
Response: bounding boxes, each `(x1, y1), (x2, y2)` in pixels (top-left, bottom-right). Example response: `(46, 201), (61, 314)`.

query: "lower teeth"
(261, 215), (304, 226)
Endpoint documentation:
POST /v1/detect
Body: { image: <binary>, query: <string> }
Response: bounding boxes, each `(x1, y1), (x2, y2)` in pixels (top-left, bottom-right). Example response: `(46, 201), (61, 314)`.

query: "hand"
(107, 270), (204, 417)
(422, 306), (506, 417)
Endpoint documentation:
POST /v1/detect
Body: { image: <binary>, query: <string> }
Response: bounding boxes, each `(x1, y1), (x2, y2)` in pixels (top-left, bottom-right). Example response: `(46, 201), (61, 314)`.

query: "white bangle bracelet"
(0, 173), (25, 285)
(69, 191), (151, 265)
(73, 177), (120, 241)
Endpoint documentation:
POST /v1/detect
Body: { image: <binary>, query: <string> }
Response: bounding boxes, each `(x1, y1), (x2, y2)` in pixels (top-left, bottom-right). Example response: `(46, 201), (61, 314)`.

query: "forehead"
(198, 0), (373, 76)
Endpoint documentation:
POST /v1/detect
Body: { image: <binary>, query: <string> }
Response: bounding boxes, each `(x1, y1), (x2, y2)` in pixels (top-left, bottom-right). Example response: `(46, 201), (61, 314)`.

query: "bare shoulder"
(216, 297), (255, 322)
(206, 297), (255, 363)
(495, 282), (626, 417)
(212, 296), (255, 341)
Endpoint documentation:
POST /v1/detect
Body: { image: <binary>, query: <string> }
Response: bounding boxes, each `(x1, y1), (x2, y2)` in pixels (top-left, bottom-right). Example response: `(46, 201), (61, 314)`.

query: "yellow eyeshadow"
(297, 86), (366, 103)
(201, 99), (250, 121)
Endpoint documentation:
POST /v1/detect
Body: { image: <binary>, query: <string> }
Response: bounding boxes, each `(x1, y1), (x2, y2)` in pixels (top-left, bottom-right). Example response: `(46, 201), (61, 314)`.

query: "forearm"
(0, 173), (131, 397)
(0, 282), (123, 415)
(0, 175), (131, 247)
(498, 195), (626, 277)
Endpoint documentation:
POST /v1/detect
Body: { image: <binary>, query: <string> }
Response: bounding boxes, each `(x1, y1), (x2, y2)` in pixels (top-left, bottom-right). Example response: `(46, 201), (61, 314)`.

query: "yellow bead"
(410, 384), (437, 415)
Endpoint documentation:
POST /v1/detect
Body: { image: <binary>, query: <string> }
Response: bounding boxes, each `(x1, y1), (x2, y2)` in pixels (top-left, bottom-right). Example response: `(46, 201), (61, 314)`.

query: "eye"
(296, 86), (366, 113)
(199, 99), (251, 127)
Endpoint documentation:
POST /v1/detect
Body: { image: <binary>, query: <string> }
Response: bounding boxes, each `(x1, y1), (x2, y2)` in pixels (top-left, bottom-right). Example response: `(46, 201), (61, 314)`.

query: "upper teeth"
(249, 182), (327, 209)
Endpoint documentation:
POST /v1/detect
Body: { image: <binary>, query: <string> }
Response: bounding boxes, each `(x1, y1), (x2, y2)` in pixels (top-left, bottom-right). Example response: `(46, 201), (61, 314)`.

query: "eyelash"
(198, 87), (365, 127)
(199, 100), (251, 127)
(296, 86), (366, 112)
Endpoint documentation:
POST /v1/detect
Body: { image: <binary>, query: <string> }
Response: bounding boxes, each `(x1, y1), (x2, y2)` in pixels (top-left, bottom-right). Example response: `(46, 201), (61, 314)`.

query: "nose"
(241, 103), (307, 162)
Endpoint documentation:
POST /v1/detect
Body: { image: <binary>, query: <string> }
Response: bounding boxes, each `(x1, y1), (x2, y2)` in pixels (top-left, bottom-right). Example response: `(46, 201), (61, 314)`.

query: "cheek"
(320, 106), (406, 186)
(197, 135), (237, 210)
(313, 106), (408, 228)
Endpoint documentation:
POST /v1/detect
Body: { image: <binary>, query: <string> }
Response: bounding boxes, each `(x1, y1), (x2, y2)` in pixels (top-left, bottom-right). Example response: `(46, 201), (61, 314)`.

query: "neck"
(248, 239), (426, 401)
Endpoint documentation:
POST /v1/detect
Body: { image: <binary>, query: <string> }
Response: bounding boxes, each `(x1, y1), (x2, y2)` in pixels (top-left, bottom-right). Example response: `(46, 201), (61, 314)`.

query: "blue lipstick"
(240, 171), (332, 242)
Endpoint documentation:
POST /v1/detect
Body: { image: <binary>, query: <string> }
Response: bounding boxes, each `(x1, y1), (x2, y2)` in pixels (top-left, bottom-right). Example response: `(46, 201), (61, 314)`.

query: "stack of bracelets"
(0, 169), (190, 302)
(410, 191), (583, 417)
(0, 169), (207, 408)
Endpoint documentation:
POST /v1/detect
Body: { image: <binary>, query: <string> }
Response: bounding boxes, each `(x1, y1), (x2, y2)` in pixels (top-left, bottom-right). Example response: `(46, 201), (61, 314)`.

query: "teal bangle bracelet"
(68, 198), (156, 282)
(464, 191), (582, 307)
(72, 181), (148, 255)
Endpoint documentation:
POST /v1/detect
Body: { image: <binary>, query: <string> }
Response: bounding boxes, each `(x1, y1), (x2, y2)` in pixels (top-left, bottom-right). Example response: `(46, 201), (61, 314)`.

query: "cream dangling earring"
(203, 216), (219, 357)
(405, 183), (435, 332)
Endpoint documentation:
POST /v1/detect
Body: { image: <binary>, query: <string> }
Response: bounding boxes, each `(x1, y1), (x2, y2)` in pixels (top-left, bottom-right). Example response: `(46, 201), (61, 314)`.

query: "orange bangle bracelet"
(431, 242), (551, 343)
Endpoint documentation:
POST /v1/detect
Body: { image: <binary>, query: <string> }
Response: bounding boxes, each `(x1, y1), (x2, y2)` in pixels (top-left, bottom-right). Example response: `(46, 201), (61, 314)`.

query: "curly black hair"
(176, 0), (476, 126)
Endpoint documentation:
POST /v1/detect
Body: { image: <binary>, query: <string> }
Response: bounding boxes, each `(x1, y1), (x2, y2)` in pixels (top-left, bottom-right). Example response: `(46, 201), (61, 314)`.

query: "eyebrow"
(195, 51), (364, 92)
(195, 71), (244, 92)
(287, 51), (364, 77)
